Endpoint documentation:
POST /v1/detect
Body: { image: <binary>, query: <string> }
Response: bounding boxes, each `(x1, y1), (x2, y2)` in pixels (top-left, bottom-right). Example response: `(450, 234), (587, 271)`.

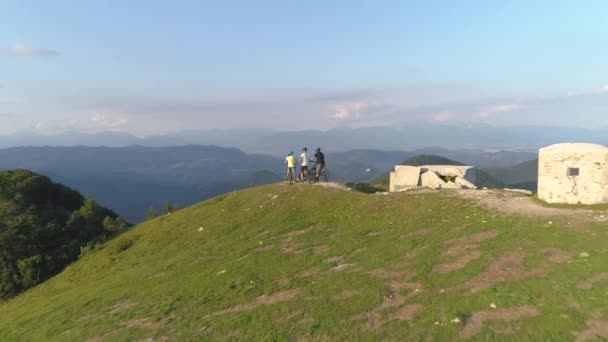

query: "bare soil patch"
(121, 318), (162, 330)
(433, 231), (498, 274)
(457, 252), (545, 293)
(254, 244), (274, 252)
(212, 289), (301, 316)
(542, 247), (572, 264)
(134, 336), (170, 342)
(400, 228), (433, 239)
(454, 190), (608, 222)
(459, 306), (540, 338)
(391, 304), (424, 322)
(444, 231), (499, 247)
(109, 300), (137, 314)
(279, 228), (311, 254)
(282, 228), (310, 238)
(351, 247), (367, 255)
(434, 250), (482, 274)
(573, 319), (608, 342)
(577, 273), (608, 290)
(324, 256), (344, 263)
(400, 246), (428, 261)
(311, 245), (329, 255)
(357, 266), (423, 331)
(297, 267), (320, 278)
(331, 263), (356, 272)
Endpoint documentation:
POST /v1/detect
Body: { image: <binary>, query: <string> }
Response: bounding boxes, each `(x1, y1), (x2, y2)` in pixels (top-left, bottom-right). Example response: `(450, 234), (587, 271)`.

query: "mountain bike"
(310, 162), (329, 182)
(300, 166), (312, 184)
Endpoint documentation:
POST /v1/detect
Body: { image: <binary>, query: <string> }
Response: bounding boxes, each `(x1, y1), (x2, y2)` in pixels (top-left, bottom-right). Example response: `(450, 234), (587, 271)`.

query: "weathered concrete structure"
(389, 165), (477, 192)
(538, 143), (608, 205)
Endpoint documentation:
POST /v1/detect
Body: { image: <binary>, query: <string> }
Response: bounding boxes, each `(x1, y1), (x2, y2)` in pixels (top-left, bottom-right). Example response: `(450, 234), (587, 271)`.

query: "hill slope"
(1, 184), (607, 340)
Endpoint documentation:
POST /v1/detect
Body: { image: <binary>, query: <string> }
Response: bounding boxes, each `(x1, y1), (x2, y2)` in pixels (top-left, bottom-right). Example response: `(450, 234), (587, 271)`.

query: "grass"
(1, 184), (607, 341)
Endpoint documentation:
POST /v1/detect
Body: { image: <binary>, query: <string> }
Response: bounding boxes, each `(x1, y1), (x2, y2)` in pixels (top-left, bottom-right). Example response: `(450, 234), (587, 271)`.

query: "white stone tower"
(538, 143), (608, 204)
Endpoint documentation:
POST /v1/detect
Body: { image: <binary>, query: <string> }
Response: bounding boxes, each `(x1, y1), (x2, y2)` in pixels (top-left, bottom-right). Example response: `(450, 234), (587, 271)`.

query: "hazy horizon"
(2, 1), (608, 136)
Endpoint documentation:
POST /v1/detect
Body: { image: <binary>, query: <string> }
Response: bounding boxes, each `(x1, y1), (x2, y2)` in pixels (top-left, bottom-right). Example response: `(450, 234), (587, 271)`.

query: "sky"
(1, 0), (608, 136)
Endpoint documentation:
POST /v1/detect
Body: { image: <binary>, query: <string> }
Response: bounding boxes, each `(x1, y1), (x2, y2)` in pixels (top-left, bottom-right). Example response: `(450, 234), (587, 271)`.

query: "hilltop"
(1, 183), (607, 340)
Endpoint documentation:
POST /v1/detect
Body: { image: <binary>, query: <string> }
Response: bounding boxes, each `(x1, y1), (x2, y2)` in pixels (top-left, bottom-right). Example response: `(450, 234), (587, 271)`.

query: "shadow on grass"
(345, 182), (388, 194)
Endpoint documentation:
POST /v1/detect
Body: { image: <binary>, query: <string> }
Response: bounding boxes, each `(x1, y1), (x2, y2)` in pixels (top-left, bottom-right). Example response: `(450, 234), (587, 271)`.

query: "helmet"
(316, 147), (321, 152)
(289, 151), (294, 155)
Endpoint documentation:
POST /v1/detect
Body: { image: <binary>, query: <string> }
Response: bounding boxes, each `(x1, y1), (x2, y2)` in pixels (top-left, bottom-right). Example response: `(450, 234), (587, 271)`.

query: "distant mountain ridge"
(3, 124), (607, 154)
(483, 159), (539, 191)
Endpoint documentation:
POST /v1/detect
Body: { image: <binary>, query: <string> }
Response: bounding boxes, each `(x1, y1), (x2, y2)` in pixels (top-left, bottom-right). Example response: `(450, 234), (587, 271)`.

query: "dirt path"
(452, 190), (608, 222)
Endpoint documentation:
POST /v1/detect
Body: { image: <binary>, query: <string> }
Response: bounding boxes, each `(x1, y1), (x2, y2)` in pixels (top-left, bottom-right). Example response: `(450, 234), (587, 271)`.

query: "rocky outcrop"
(389, 165), (477, 192)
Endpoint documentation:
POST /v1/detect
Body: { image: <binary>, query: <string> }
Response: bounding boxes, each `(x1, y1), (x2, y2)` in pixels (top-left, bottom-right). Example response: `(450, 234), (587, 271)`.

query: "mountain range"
(2, 124), (606, 155)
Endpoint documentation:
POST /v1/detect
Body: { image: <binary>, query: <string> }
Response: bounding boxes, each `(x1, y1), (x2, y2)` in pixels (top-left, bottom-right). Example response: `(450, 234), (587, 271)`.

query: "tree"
(164, 202), (177, 214)
(0, 170), (131, 299)
(146, 206), (159, 220)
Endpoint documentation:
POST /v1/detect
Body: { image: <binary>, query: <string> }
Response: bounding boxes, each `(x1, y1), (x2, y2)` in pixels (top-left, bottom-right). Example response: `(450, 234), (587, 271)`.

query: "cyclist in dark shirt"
(313, 147), (325, 178)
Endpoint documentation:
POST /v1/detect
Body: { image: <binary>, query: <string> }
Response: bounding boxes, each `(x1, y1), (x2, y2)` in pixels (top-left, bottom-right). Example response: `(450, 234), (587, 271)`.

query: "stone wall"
(537, 143), (608, 204)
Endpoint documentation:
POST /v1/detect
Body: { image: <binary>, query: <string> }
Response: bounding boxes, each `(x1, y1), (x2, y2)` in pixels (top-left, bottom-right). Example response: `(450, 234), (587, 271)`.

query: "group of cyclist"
(284, 147), (326, 184)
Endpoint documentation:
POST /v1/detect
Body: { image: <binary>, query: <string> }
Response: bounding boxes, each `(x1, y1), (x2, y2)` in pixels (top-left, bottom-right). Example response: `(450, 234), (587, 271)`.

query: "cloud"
(90, 113), (129, 129)
(31, 114), (129, 134)
(432, 111), (455, 123)
(567, 85), (608, 97)
(0, 44), (58, 57)
(475, 104), (522, 119)
(332, 102), (368, 120)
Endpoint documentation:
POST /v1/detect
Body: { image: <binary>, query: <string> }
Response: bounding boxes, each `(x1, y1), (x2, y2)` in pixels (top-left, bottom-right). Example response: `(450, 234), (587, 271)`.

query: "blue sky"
(1, 0), (607, 135)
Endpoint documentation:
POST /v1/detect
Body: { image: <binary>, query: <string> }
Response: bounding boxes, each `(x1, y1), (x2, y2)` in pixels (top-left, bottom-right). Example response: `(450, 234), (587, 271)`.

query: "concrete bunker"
(389, 165), (477, 192)
(538, 143), (608, 205)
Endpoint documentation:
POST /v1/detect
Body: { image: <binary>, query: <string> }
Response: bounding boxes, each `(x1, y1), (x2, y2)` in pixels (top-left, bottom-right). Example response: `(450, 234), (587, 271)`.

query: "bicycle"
(310, 162), (329, 182)
(300, 166), (312, 184)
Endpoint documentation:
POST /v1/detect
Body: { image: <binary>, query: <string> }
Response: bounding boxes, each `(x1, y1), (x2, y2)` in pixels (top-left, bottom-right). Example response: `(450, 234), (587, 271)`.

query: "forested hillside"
(483, 159), (538, 190)
(0, 170), (128, 299)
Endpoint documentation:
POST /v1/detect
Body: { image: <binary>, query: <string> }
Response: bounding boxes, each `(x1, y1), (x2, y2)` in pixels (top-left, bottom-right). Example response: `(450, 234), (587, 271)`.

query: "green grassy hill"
(1, 184), (607, 341)
(373, 154), (504, 189)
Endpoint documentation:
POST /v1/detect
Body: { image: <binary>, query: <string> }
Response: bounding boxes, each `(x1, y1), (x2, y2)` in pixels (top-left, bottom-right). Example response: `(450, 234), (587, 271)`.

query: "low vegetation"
(0, 170), (129, 299)
(0, 183), (607, 340)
